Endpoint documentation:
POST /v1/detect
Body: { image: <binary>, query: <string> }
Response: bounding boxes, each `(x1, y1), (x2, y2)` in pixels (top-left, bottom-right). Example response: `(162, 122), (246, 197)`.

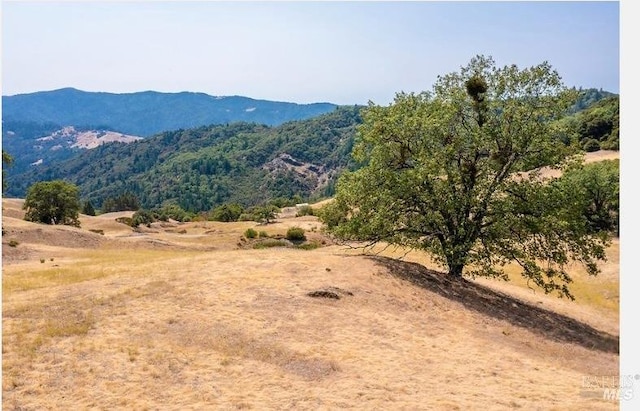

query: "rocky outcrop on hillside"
(262, 153), (334, 192)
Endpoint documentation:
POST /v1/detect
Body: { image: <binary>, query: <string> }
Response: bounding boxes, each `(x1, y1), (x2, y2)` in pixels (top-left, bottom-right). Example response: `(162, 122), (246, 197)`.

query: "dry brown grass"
(2, 159), (621, 410)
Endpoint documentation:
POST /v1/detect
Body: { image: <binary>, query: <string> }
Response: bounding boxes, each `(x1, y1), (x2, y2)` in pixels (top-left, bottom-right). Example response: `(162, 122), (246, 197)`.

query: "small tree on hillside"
(252, 205), (279, 224)
(23, 180), (81, 226)
(82, 200), (96, 216)
(210, 203), (244, 222)
(321, 55), (609, 299)
(2, 150), (13, 195)
(131, 209), (155, 227)
(554, 160), (619, 236)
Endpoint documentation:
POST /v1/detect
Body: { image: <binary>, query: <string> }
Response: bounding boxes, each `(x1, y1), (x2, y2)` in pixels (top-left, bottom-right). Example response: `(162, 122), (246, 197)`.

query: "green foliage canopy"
(131, 209), (155, 227)
(82, 200), (96, 216)
(23, 180), (81, 226)
(210, 203), (245, 222)
(322, 55), (609, 299)
(554, 160), (619, 235)
(2, 150), (13, 194)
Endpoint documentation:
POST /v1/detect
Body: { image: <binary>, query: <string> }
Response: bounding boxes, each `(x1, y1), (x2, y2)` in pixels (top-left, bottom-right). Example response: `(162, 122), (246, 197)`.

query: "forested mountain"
(2, 88), (618, 214)
(4, 106), (363, 211)
(2, 121), (143, 175)
(2, 88), (337, 136)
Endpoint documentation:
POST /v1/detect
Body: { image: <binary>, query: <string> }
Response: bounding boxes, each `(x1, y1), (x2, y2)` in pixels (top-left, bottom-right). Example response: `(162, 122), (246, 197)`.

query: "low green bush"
(244, 228), (258, 239)
(296, 242), (320, 250)
(296, 205), (314, 217)
(253, 239), (288, 249)
(286, 227), (306, 241)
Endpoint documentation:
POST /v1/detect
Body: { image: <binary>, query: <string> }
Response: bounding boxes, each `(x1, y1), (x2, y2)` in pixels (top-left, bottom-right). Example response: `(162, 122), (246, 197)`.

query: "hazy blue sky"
(2, 1), (620, 105)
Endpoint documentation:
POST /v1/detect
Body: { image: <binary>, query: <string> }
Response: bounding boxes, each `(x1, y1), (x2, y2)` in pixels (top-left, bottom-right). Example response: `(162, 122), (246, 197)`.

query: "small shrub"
(151, 203), (193, 222)
(89, 229), (105, 235)
(296, 205), (314, 217)
(244, 228), (258, 239)
(40, 258), (45, 263)
(258, 231), (269, 238)
(296, 242), (320, 250)
(132, 209), (155, 227)
(600, 136), (619, 151)
(8, 239), (19, 247)
(253, 239), (288, 249)
(582, 138), (601, 152)
(286, 227), (306, 241)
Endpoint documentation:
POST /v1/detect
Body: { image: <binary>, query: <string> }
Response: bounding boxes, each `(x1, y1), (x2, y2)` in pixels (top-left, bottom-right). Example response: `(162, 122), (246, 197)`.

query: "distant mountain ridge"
(2, 88), (338, 136)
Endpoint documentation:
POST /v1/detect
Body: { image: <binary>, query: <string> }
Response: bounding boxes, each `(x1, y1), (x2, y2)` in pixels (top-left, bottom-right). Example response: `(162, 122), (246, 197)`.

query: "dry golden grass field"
(2, 153), (620, 410)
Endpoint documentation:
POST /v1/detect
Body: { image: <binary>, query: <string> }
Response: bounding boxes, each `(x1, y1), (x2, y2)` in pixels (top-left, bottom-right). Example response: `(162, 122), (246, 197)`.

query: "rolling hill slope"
(1, 197), (619, 410)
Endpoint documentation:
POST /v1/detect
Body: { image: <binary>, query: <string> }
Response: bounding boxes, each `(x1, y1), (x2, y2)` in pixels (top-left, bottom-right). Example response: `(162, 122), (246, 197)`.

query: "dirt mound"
(371, 256), (619, 354)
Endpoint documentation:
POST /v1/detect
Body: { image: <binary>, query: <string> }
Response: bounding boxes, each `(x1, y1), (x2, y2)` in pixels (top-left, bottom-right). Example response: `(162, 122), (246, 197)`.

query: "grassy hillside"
(2, 194), (619, 410)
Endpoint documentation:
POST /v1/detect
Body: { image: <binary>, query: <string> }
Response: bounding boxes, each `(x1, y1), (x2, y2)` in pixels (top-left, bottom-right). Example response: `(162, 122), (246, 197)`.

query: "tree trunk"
(448, 263), (464, 277)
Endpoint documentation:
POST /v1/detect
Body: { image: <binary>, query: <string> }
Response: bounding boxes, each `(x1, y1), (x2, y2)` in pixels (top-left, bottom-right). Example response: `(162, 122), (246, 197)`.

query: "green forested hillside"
(1, 120), (139, 176)
(5, 106), (362, 211)
(570, 95), (619, 151)
(569, 88), (616, 113)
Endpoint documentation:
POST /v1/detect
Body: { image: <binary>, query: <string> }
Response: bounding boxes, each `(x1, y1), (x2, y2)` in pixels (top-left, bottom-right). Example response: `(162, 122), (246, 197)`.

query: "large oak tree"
(321, 55), (610, 299)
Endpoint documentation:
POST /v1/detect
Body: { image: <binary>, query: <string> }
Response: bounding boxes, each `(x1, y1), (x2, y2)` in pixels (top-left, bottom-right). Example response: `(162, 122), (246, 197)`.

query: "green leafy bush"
(296, 242), (320, 250)
(210, 203), (244, 222)
(154, 203), (193, 222)
(296, 205), (314, 217)
(132, 209), (155, 227)
(244, 228), (258, 239)
(253, 239), (288, 249)
(286, 227), (306, 241)
(582, 138), (600, 152)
